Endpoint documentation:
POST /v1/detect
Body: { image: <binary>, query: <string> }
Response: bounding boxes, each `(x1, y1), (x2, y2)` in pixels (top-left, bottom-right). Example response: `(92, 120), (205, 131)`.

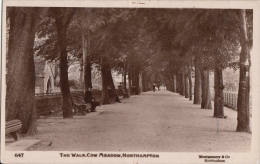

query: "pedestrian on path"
(153, 83), (156, 92)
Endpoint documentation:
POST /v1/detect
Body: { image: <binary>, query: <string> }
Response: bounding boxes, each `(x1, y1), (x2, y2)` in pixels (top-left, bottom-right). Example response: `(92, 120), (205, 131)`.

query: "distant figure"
(84, 87), (98, 112)
(157, 84), (160, 91)
(153, 83), (156, 92)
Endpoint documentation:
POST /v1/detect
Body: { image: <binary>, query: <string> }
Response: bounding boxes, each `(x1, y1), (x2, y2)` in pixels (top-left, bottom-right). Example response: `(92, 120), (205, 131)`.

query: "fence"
(37, 88), (240, 110)
(35, 90), (83, 97)
(223, 91), (238, 110)
(210, 88), (238, 110)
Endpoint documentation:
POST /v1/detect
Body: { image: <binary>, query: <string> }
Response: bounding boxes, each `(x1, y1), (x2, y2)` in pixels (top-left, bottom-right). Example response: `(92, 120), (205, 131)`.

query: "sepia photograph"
(1, 0), (260, 163)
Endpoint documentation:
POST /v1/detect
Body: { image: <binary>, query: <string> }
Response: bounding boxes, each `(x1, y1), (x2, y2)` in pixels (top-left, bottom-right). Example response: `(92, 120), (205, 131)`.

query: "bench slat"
(6, 123), (22, 127)
(6, 127), (21, 134)
(6, 120), (22, 125)
(6, 119), (21, 123)
(6, 119), (22, 134)
(6, 126), (22, 130)
(6, 124), (22, 131)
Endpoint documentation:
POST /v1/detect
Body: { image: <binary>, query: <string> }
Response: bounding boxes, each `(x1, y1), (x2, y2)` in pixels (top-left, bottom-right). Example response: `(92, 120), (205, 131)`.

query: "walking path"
(26, 90), (251, 151)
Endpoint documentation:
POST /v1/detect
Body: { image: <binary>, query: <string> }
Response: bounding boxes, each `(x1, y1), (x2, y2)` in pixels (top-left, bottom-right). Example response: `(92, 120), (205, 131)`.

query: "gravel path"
(28, 90), (251, 152)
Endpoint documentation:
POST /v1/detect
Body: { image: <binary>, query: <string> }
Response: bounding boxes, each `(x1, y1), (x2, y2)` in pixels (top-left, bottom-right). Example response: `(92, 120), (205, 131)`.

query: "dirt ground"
(27, 91), (251, 152)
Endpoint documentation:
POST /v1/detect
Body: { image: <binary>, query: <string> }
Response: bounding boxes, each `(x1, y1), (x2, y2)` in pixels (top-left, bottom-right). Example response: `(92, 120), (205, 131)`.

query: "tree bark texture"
(101, 57), (119, 104)
(213, 67), (224, 118)
(79, 55), (84, 88)
(201, 70), (212, 109)
(176, 73), (182, 94)
(181, 72), (185, 96)
(142, 72), (147, 92)
(101, 60), (110, 105)
(54, 8), (75, 118)
(82, 33), (92, 103)
(185, 74), (189, 98)
(6, 8), (38, 134)
(132, 67), (140, 95)
(194, 61), (202, 104)
(188, 69), (192, 101)
(123, 62), (129, 97)
(236, 10), (250, 132)
(172, 75), (177, 92)
(168, 74), (176, 92)
(107, 66), (120, 102)
(123, 61), (127, 90)
(123, 71), (127, 90)
(128, 66), (132, 95)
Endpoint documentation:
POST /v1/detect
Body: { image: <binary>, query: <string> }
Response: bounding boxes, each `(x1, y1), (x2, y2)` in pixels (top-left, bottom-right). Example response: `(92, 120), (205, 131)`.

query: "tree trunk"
(54, 8), (75, 118)
(176, 74), (179, 93)
(176, 73), (182, 94)
(185, 74), (189, 98)
(79, 55), (84, 88)
(188, 69), (192, 101)
(136, 72), (140, 94)
(213, 67), (224, 118)
(101, 57), (119, 104)
(123, 71), (127, 90)
(107, 66), (120, 102)
(194, 60), (201, 104)
(142, 72), (146, 92)
(132, 67), (140, 95)
(181, 72), (185, 96)
(201, 70), (212, 109)
(128, 66), (132, 95)
(82, 32), (92, 103)
(172, 75), (177, 92)
(168, 76), (173, 92)
(123, 61), (129, 97)
(135, 73), (140, 95)
(123, 62), (127, 90)
(168, 74), (174, 92)
(6, 8), (38, 134)
(101, 59), (110, 105)
(139, 72), (143, 92)
(236, 10), (250, 132)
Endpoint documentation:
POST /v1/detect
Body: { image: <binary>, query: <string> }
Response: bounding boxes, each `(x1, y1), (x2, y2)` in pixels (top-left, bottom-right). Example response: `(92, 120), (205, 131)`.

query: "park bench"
(73, 103), (92, 115)
(91, 98), (100, 111)
(6, 119), (22, 141)
(73, 100), (100, 115)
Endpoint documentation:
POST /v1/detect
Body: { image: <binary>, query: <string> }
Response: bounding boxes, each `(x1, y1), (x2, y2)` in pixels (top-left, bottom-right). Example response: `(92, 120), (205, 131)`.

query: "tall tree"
(6, 8), (42, 134)
(201, 70), (212, 109)
(82, 31), (93, 103)
(236, 10), (251, 132)
(100, 56), (119, 104)
(193, 57), (201, 104)
(188, 66), (193, 101)
(214, 67), (224, 117)
(52, 8), (75, 118)
(184, 70), (189, 98)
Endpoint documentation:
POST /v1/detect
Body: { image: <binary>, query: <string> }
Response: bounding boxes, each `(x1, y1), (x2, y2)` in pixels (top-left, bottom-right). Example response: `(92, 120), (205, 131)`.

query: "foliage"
(33, 8), (252, 85)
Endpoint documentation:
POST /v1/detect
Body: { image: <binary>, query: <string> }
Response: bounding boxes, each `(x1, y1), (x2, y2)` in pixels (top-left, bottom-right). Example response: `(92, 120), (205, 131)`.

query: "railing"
(223, 91), (238, 110)
(210, 88), (238, 110)
(35, 90), (84, 97)
(35, 92), (61, 97)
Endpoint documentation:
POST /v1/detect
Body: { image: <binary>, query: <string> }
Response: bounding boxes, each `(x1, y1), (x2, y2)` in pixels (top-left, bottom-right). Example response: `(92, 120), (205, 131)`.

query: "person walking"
(153, 83), (156, 92)
(157, 84), (160, 91)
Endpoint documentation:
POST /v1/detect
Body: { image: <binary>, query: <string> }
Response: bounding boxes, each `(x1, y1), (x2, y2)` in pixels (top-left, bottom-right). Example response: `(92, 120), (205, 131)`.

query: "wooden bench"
(73, 103), (92, 115)
(6, 119), (22, 141)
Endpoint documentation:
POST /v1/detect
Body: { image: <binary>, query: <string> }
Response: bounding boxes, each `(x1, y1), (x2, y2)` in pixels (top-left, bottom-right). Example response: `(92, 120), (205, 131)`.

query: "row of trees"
(6, 7), (252, 135)
(159, 9), (252, 132)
